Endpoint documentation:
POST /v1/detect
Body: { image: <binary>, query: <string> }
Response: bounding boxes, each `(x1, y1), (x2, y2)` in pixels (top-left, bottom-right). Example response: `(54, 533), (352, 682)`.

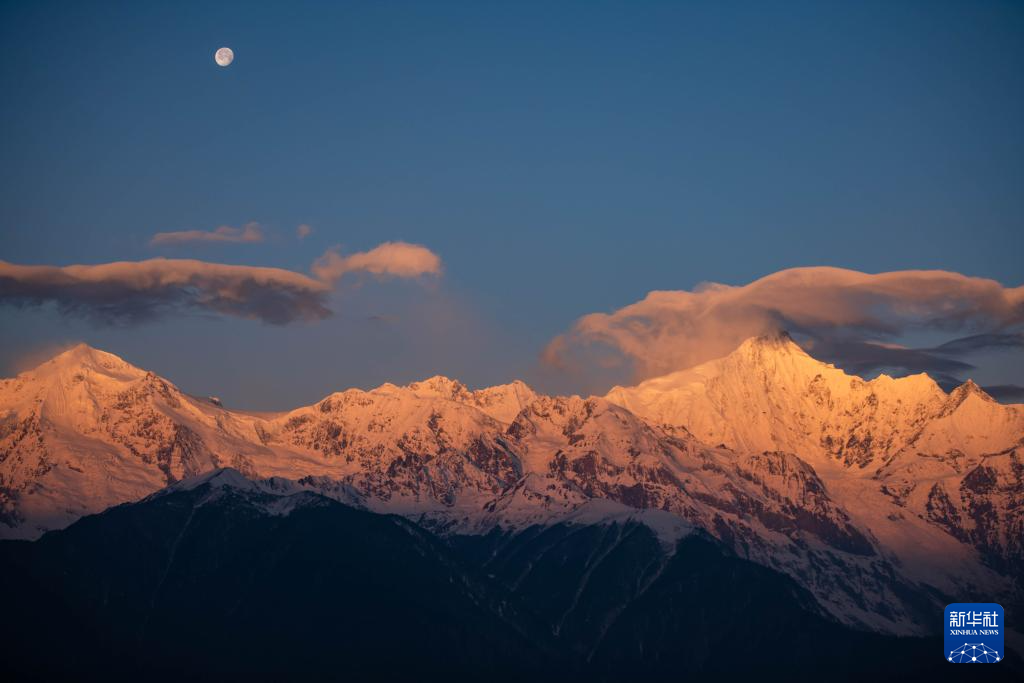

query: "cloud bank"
(150, 222), (265, 246)
(0, 242), (444, 325)
(312, 242), (443, 283)
(544, 267), (1024, 385)
(0, 258), (330, 324)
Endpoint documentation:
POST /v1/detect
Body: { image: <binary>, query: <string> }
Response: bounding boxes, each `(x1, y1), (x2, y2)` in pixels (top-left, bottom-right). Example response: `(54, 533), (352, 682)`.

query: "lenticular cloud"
(544, 267), (1024, 382)
(0, 258), (332, 324)
(0, 241), (444, 326)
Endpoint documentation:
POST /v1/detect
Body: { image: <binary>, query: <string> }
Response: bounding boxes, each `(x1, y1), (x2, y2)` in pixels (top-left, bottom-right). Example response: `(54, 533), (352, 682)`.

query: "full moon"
(215, 47), (234, 67)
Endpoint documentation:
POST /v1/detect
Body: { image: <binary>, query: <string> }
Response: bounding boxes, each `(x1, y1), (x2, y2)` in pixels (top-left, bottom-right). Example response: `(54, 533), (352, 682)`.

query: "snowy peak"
(737, 330), (805, 355)
(152, 467), (337, 519)
(50, 342), (122, 365)
(947, 379), (996, 407)
(403, 374), (471, 400)
(14, 343), (146, 384)
(165, 466), (263, 493)
(729, 331), (834, 374)
(369, 374), (536, 423)
(163, 467), (335, 500)
(603, 333), (1017, 468)
(605, 331), (827, 404)
(0, 345), (272, 536)
(602, 333), (1024, 584)
(0, 343), (184, 427)
(608, 330), (932, 407)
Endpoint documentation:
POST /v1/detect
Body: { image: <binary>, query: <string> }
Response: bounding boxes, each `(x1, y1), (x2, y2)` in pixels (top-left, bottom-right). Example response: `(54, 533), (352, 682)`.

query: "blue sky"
(1, 0), (1021, 409)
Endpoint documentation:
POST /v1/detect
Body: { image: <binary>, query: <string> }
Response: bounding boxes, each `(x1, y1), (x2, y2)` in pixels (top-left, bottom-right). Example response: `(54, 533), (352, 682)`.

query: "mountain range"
(6, 467), (1017, 682)
(1, 334), (1021, 655)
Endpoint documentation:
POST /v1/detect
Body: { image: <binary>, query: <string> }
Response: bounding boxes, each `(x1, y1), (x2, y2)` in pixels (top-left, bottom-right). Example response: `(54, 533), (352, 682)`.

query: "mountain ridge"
(10, 469), (1006, 682)
(1, 337), (1021, 639)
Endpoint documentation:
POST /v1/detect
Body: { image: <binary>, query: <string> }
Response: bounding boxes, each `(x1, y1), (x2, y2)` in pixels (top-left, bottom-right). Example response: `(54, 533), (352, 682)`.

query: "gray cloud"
(981, 384), (1024, 403)
(0, 242), (445, 326)
(150, 222), (264, 246)
(545, 267), (1024, 386)
(930, 332), (1024, 355)
(802, 338), (975, 390)
(0, 258), (331, 325)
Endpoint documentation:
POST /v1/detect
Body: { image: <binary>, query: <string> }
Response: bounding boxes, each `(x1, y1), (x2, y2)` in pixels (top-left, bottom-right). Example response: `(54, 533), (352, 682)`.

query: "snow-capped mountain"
(604, 333), (1020, 466)
(1, 339), (1020, 639)
(605, 333), (1024, 575)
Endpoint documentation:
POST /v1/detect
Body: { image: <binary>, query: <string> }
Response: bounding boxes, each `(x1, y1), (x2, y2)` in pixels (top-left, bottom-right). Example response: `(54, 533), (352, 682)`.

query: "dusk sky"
(2, 0), (1022, 410)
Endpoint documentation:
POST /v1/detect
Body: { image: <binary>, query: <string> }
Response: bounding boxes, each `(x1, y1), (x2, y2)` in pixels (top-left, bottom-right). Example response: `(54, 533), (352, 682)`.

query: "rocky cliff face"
(1, 339), (1020, 637)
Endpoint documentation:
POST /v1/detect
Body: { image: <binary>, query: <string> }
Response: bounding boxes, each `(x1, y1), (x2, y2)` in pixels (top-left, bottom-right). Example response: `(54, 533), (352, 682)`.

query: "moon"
(215, 47), (234, 67)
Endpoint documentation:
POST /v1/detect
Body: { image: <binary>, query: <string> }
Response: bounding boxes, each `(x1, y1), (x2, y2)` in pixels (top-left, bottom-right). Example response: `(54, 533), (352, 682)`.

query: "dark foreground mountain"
(0, 470), (548, 682)
(2, 470), (1019, 682)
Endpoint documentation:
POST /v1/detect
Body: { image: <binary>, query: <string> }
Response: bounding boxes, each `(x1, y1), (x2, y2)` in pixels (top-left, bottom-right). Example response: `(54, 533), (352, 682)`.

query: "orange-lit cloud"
(0, 258), (330, 324)
(544, 267), (1024, 382)
(150, 222), (265, 246)
(312, 242), (443, 283)
(296, 224), (313, 240)
(0, 242), (445, 325)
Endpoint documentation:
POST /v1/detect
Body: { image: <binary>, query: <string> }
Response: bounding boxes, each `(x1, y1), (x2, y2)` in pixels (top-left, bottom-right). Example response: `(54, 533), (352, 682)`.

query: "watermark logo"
(944, 603), (1003, 663)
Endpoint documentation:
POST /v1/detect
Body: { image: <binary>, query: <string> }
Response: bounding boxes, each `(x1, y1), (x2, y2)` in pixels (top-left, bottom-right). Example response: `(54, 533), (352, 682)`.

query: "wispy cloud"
(150, 222), (264, 246)
(312, 242), (442, 283)
(296, 224), (313, 240)
(544, 267), (1024, 385)
(930, 332), (1024, 355)
(802, 338), (975, 389)
(0, 241), (444, 326)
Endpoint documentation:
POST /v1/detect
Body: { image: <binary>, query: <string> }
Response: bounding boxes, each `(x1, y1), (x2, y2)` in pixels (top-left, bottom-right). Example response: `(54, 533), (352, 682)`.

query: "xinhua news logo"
(944, 603), (1003, 664)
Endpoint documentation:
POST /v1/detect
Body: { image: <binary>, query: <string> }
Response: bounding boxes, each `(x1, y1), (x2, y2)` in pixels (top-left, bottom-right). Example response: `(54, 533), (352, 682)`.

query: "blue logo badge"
(944, 603), (1003, 663)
